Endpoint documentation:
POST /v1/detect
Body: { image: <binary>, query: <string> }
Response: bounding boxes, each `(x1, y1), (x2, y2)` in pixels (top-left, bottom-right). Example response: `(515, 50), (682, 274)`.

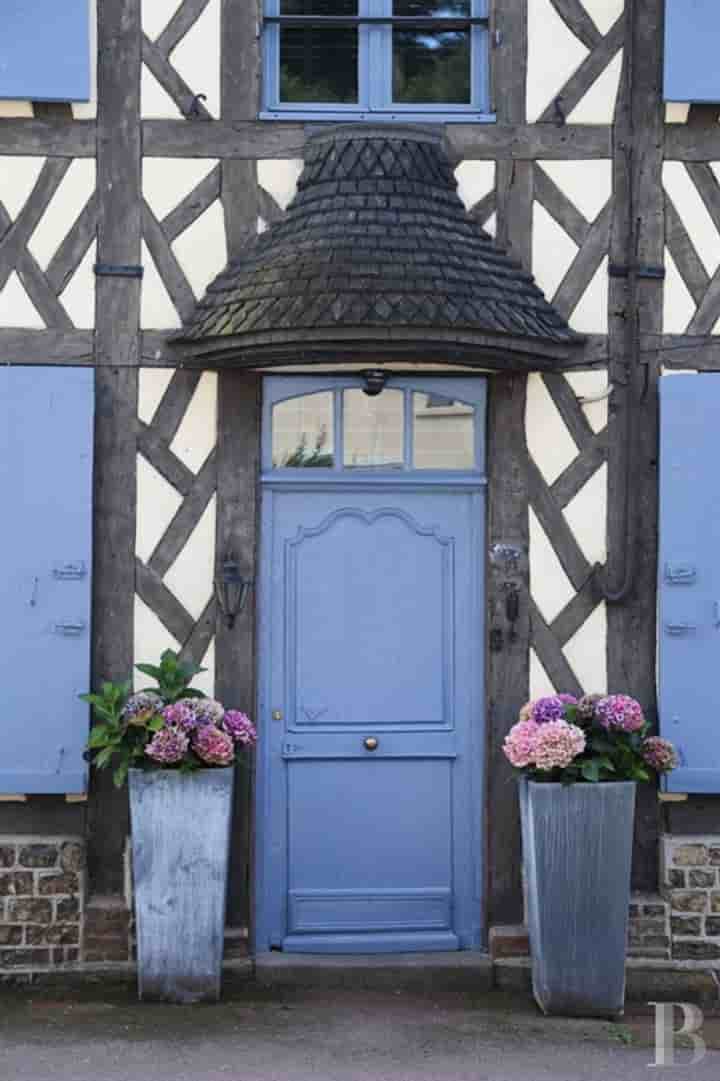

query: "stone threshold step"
(254, 952), (494, 992)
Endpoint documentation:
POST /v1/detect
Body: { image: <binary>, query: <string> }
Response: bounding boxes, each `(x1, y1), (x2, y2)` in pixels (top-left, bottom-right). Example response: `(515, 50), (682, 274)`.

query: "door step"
(254, 952), (493, 992)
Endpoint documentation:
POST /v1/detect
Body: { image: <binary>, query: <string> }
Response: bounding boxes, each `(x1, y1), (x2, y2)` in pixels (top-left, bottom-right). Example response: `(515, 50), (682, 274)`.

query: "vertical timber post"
(218, 0), (263, 928)
(87, 0), (142, 894)
(486, 0), (532, 927)
(606, 0), (665, 889)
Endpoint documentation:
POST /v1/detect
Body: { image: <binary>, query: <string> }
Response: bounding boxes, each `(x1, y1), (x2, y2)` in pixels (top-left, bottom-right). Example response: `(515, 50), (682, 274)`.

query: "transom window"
(267, 377), (484, 473)
(261, 1), (491, 121)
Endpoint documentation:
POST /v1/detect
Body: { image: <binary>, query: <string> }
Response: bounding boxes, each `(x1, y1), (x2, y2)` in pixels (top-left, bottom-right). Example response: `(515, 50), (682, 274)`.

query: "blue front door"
(255, 376), (486, 954)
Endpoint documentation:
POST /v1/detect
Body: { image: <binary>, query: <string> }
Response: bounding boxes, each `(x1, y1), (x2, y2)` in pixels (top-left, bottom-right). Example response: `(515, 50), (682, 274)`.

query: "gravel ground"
(1, 983), (719, 1081)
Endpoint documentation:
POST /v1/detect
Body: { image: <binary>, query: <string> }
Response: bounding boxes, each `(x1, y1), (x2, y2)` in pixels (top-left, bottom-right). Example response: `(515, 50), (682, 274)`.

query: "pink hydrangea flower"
(162, 702), (196, 732)
(642, 736), (679, 773)
(503, 720), (540, 768)
(193, 725), (235, 766)
(531, 695), (577, 725)
(145, 726), (188, 764)
(532, 720), (586, 771)
(595, 694), (645, 732)
(223, 710), (257, 746)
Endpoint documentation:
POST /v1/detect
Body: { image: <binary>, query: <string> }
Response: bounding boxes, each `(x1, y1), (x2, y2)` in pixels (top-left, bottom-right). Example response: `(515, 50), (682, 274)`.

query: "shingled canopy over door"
(0, 368), (94, 794)
(171, 126), (582, 373)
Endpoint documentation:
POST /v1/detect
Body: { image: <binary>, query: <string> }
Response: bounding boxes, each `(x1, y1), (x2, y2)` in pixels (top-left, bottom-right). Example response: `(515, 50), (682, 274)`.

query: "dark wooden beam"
(484, 0), (529, 932)
(86, 0), (142, 898)
(219, 0), (263, 932)
(0, 329), (94, 364)
(0, 120), (96, 157)
(606, 0), (664, 893)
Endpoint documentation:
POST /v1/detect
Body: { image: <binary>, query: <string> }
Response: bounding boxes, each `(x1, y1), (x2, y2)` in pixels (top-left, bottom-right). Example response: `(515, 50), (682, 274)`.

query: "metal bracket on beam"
(608, 263), (666, 281)
(94, 264), (144, 279)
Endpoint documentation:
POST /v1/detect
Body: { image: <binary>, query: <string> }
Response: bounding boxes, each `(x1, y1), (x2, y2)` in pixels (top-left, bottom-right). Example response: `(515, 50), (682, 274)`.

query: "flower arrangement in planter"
(503, 692), (678, 783)
(82, 650), (256, 1004)
(82, 649), (256, 787)
(503, 693), (678, 1020)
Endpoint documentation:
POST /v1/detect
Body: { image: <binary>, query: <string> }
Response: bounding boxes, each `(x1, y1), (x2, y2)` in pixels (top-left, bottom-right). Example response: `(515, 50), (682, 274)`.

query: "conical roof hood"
(172, 125), (583, 371)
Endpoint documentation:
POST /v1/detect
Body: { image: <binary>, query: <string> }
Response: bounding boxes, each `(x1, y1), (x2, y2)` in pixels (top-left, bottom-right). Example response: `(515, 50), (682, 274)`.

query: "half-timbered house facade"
(1, 0), (719, 971)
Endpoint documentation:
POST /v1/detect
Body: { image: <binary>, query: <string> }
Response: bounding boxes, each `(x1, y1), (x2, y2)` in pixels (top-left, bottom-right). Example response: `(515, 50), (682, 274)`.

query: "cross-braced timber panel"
(526, 371), (608, 696)
(663, 161), (720, 336)
(141, 0), (221, 119)
(134, 369), (218, 689)
(527, 0), (625, 125)
(0, 157), (97, 329)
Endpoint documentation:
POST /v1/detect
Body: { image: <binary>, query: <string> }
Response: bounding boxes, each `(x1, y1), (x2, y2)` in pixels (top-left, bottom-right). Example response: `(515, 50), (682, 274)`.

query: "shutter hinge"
(94, 263), (144, 279)
(608, 262), (666, 280)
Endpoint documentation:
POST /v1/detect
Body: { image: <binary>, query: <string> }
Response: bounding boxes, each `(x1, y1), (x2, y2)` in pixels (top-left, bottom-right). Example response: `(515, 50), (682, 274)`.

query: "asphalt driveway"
(1, 983), (719, 1081)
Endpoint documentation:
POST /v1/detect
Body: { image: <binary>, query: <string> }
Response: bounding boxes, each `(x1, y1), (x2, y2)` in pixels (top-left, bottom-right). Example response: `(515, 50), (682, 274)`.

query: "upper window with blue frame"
(261, 1), (492, 122)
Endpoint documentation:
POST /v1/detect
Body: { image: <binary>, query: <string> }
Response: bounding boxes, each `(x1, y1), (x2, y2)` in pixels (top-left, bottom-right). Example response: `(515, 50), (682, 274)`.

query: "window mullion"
(372, 0), (393, 110)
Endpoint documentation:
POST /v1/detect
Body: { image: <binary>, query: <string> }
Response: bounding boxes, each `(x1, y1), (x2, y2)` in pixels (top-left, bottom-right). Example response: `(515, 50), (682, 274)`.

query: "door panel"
(256, 376), (486, 954)
(290, 509), (452, 727)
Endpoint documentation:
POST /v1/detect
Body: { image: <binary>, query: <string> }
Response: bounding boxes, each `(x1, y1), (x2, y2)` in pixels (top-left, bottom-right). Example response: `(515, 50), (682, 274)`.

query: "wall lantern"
(215, 556), (252, 629)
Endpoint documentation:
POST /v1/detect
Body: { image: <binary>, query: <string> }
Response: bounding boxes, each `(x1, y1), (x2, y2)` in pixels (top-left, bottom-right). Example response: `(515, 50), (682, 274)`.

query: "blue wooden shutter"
(0, 1), (90, 102)
(664, 0), (720, 103)
(0, 368), (94, 793)
(659, 374), (720, 793)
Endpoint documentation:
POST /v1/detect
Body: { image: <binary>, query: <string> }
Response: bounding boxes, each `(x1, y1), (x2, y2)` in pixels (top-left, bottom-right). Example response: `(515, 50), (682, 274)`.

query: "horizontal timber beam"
(659, 335), (720, 369)
(0, 120), (96, 157)
(665, 128), (720, 162)
(143, 121), (614, 159)
(2, 121), (719, 163)
(0, 329), (94, 364)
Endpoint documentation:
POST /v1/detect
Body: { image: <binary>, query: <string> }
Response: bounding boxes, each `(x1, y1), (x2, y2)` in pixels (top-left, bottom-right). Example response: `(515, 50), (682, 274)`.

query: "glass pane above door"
(413, 392), (475, 469)
(272, 391), (334, 467)
(343, 389), (404, 469)
(266, 378), (483, 473)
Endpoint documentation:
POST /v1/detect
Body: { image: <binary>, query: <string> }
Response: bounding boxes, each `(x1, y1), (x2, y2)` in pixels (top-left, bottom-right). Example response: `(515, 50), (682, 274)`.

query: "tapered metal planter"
(519, 780), (636, 1019)
(129, 768), (234, 1004)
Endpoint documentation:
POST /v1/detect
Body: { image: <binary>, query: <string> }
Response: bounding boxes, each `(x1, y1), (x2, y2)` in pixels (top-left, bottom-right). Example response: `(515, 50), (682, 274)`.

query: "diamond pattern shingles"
(174, 126), (583, 368)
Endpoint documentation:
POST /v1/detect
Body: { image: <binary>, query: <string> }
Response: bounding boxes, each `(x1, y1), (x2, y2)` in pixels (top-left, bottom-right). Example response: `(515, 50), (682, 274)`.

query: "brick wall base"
(0, 836), (84, 970)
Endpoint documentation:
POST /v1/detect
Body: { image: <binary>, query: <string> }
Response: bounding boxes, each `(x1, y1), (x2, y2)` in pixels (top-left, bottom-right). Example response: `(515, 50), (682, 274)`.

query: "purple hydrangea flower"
(193, 725), (235, 766)
(145, 726), (189, 764)
(642, 736), (679, 773)
(531, 695), (577, 725)
(595, 694), (645, 733)
(161, 702), (196, 732)
(122, 691), (164, 726)
(223, 710), (257, 747)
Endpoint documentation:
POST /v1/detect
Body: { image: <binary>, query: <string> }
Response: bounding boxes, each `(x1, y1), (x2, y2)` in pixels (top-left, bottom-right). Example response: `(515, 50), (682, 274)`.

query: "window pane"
(392, 2), (471, 104)
(344, 390), (404, 468)
(279, 0), (358, 104)
(413, 393), (475, 469)
(272, 392), (334, 468)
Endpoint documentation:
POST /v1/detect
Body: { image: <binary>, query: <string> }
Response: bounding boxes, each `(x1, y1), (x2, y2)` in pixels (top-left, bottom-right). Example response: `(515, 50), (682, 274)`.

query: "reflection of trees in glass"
(279, 0), (358, 103)
(393, 31), (470, 104)
(276, 425), (334, 468)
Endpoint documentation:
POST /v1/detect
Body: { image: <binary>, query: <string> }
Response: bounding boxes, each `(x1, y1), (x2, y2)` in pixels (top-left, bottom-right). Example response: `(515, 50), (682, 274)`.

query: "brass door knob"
(364, 737), (379, 751)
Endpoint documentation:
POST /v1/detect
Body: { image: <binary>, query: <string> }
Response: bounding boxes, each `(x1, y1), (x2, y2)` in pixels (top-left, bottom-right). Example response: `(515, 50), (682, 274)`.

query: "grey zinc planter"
(519, 780), (636, 1019)
(129, 768), (234, 1004)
